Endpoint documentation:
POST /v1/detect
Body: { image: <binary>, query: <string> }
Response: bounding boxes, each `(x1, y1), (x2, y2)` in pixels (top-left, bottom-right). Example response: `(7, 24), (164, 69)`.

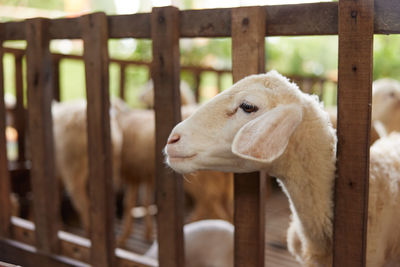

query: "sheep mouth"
(168, 154), (197, 161)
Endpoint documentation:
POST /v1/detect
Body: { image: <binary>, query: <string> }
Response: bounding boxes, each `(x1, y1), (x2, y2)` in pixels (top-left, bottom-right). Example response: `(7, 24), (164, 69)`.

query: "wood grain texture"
(0, 239), (88, 267)
(152, 6), (185, 267)
(2, 2), (400, 40)
(25, 18), (60, 254)
(0, 37), (12, 238)
(334, 0), (374, 266)
(231, 6), (266, 267)
(2, 217), (158, 267)
(119, 64), (126, 100)
(81, 12), (116, 267)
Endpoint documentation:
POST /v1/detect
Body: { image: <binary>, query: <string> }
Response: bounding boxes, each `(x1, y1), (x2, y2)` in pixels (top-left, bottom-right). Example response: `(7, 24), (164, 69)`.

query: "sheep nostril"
(168, 134), (181, 144)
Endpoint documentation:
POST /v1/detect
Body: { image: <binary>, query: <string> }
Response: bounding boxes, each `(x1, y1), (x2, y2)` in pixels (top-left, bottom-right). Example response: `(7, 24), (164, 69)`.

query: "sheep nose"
(167, 134), (181, 144)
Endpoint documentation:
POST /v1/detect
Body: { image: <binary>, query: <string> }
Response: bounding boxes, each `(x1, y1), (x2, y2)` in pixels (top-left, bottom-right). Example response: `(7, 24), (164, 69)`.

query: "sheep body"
(145, 219), (234, 267)
(52, 99), (123, 231)
(164, 71), (400, 266)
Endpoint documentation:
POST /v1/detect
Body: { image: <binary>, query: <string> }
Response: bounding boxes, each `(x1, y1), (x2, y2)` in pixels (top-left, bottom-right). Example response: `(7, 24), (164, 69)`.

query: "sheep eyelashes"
(239, 102), (258, 113)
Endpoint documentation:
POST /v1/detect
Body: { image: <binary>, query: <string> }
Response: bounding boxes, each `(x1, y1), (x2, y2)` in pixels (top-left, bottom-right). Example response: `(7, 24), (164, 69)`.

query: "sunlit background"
(1, 0), (399, 108)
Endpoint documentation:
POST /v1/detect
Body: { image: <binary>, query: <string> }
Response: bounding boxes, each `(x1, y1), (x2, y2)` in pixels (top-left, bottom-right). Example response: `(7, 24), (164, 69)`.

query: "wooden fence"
(0, 1), (399, 266)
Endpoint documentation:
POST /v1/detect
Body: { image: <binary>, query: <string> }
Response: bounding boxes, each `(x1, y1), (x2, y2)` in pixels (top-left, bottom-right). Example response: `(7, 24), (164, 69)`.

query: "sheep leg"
(117, 184), (138, 247)
(69, 184), (90, 235)
(143, 182), (154, 241)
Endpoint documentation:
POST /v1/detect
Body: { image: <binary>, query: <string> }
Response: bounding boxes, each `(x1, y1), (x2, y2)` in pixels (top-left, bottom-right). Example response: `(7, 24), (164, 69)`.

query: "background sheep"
(327, 78), (400, 144)
(145, 219), (233, 267)
(53, 98), (233, 247)
(164, 71), (400, 266)
(139, 79), (196, 108)
(52, 99), (123, 233)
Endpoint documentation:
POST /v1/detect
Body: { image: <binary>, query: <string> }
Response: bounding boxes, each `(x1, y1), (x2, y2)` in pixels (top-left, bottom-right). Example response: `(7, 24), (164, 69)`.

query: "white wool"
(145, 220), (233, 267)
(165, 70), (400, 266)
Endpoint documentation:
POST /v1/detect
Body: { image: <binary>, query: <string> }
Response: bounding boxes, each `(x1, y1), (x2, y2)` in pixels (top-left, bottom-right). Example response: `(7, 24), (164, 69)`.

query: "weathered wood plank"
(0, 239), (88, 267)
(81, 12), (116, 267)
(0, 36), (12, 238)
(152, 6), (185, 267)
(2, 2), (400, 40)
(333, 0), (374, 266)
(25, 18), (60, 254)
(119, 64), (126, 100)
(6, 217), (158, 267)
(14, 54), (26, 163)
(52, 57), (61, 101)
(231, 6), (266, 267)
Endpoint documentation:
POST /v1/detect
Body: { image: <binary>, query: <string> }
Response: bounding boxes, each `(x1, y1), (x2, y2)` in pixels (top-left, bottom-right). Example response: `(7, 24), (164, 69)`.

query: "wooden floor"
(264, 191), (299, 267)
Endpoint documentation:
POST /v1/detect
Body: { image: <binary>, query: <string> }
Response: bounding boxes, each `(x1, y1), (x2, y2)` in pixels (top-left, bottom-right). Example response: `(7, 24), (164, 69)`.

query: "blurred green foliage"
(2, 0), (400, 108)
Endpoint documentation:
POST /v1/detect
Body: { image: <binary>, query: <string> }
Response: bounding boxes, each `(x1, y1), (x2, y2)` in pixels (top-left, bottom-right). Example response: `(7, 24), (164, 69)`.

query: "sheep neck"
(270, 111), (336, 256)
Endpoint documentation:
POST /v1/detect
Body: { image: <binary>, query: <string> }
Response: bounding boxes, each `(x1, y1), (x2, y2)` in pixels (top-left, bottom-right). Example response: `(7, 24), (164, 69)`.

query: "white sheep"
(139, 79), (196, 108)
(145, 219), (233, 267)
(372, 78), (400, 133)
(52, 99), (123, 232)
(164, 70), (400, 266)
(327, 78), (400, 144)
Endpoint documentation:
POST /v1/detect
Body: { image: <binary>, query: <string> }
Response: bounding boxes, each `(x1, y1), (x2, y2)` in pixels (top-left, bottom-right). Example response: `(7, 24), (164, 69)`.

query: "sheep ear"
(232, 104), (303, 163)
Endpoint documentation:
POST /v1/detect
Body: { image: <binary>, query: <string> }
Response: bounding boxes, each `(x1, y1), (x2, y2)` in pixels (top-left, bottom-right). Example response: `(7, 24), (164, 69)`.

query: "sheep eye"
(239, 102), (258, 113)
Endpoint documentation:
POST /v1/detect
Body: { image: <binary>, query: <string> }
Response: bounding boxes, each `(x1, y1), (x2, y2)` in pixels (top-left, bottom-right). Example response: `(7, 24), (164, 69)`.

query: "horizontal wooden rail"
(1, 1), (400, 41)
(0, 217), (157, 267)
(2, 47), (232, 75)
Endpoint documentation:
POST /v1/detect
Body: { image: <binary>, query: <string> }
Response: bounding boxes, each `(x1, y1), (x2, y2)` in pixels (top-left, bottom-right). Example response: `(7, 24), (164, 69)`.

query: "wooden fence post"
(231, 6), (266, 267)
(52, 57), (61, 102)
(81, 12), (116, 267)
(152, 6), (185, 267)
(14, 54), (26, 163)
(119, 64), (126, 100)
(333, 0), (374, 266)
(25, 18), (60, 253)
(0, 36), (12, 238)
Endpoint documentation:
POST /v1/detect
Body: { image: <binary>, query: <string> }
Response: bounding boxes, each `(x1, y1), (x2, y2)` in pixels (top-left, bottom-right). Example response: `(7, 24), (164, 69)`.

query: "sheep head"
(164, 70), (313, 174)
(372, 78), (400, 133)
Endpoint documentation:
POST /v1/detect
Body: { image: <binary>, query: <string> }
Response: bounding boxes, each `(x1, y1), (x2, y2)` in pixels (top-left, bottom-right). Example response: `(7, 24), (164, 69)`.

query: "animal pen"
(0, 0), (399, 266)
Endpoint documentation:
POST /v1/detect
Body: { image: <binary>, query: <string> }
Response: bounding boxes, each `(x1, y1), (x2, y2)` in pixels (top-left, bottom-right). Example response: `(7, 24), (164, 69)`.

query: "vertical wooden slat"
(333, 0), (374, 266)
(0, 36), (12, 238)
(152, 6), (184, 267)
(14, 54), (26, 163)
(81, 12), (115, 267)
(217, 72), (223, 93)
(52, 57), (61, 102)
(193, 71), (201, 102)
(25, 18), (60, 253)
(119, 64), (126, 100)
(231, 7), (266, 267)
